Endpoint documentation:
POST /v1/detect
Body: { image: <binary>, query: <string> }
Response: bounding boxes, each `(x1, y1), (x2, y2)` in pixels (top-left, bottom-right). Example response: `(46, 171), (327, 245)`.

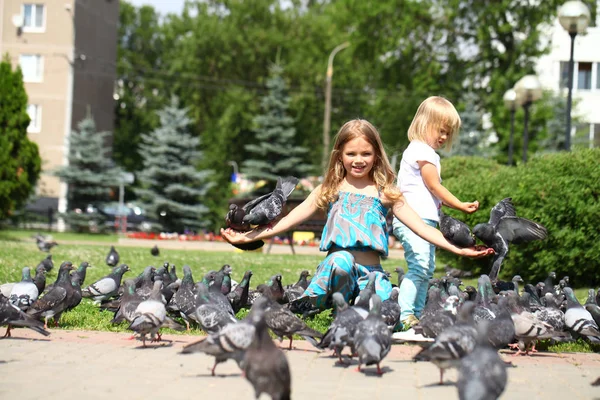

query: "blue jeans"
(392, 217), (437, 320)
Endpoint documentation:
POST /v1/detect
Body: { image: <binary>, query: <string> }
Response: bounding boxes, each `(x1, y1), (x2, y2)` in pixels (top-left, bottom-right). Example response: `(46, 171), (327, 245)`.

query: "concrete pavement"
(1, 329), (599, 400)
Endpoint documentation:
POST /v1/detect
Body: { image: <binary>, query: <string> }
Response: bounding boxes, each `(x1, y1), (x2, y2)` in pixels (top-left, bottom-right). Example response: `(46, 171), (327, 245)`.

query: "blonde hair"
(317, 119), (402, 209)
(407, 96), (461, 151)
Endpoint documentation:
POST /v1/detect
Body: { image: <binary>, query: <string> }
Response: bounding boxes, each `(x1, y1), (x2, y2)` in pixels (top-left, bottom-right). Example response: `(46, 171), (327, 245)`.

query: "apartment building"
(0, 0), (119, 220)
(536, 3), (600, 147)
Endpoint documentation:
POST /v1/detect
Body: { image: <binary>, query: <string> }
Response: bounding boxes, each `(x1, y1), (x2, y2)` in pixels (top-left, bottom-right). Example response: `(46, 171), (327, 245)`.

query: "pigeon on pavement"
(440, 211), (476, 248)
(9, 267), (39, 311)
(242, 296), (291, 400)
(457, 321), (508, 400)
(381, 287), (401, 330)
(105, 246), (120, 267)
(110, 280), (143, 324)
(352, 294), (392, 374)
(0, 293), (50, 338)
(473, 198), (547, 281)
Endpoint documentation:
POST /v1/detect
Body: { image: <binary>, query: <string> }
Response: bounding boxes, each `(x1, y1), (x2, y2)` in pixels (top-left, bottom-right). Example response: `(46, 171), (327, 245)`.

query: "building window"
(577, 62), (592, 90)
(27, 104), (42, 133)
(19, 54), (43, 82)
(22, 4), (45, 32)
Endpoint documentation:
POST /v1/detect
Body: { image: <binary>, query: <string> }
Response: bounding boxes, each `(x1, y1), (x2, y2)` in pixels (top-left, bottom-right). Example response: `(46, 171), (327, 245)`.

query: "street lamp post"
(514, 75), (543, 163)
(558, 0), (591, 151)
(322, 42), (350, 171)
(503, 88), (518, 165)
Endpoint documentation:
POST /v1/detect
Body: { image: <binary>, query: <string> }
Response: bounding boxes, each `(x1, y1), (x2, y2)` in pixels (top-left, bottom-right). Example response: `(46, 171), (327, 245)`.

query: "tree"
(135, 97), (214, 233)
(448, 93), (493, 157)
(243, 63), (313, 189)
(0, 55), (42, 220)
(54, 113), (123, 231)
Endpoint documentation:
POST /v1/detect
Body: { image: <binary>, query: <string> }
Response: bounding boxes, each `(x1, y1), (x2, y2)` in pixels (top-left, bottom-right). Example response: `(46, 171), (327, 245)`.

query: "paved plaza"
(1, 329), (599, 400)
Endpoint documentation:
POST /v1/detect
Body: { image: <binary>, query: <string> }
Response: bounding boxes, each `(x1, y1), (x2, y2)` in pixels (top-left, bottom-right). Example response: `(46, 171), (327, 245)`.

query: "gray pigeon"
(394, 267), (405, 287)
(473, 198), (547, 281)
(227, 270), (253, 313)
(413, 301), (478, 385)
(563, 287), (600, 342)
(9, 267), (39, 311)
(317, 292), (368, 362)
(105, 246), (119, 267)
(487, 296), (516, 349)
(27, 262), (75, 328)
(352, 294), (392, 374)
(171, 265), (197, 330)
(192, 283), (237, 334)
(110, 280), (142, 324)
(33, 265), (47, 294)
(381, 287), (401, 330)
(70, 261), (91, 287)
(440, 211), (476, 248)
(36, 254), (54, 272)
(242, 296), (291, 400)
(82, 264), (130, 303)
(457, 321), (508, 400)
(181, 316), (255, 376)
(414, 288), (458, 339)
(36, 236), (58, 252)
(128, 281), (184, 346)
(1, 293), (50, 338)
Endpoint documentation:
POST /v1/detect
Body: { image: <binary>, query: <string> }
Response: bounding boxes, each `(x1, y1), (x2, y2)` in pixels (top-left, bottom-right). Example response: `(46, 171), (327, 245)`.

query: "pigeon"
(110, 280), (143, 324)
(486, 296), (516, 349)
(317, 292), (368, 362)
(473, 198), (547, 281)
(473, 275), (499, 323)
(216, 264), (233, 295)
(171, 265), (197, 330)
(36, 254), (54, 272)
(414, 289), (458, 339)
(181, 317), (255, 376)
(266, 274), (285, 304)
(36, 236), (58, 252)
(192, 283), (237, 334)
(492, 274), (523, 295)
(413, 301), (478, 385)
(283, 270), (311, 303)
(457, 321), (508, 400)
(9, 267), (39, 311)
(394, 267), (405, 287)
(32, 265), (47, 296)
(563, 287), (600, 343)
(227, 270), (253, 313)
(150, 245), (159, 257)
(135, 266), (157, 300)
(352, 294), (392, 374)
(439, 211), (476, 248)
(82, 264), (130, 303)
(105, 246), (120, 267)
(443, 264), (473, 279)
(542, 271), (557, 297)
(242, 296), (291, 400)
(70, 261), (91, 287)
(226, 176), (299, 251)
(0, 293), (50, 338)
(128, 281), (184, 346)
(381, 287), (401, 330)
(260, 286), (322, 350)
(27, 262), (75, 328)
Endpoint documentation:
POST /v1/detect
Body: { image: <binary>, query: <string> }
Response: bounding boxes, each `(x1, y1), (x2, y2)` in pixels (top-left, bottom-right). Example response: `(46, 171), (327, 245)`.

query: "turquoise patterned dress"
(295, 191), (393, 310)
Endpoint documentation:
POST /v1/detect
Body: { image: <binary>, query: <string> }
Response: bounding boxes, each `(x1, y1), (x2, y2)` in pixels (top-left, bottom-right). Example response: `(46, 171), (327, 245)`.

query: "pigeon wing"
(488, 198), (516, 226)
(496, 216), (547, 244)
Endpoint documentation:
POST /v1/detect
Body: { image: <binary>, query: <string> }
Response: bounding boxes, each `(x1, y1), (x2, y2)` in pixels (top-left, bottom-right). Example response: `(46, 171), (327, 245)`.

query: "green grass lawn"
(0, 229), (596, 353)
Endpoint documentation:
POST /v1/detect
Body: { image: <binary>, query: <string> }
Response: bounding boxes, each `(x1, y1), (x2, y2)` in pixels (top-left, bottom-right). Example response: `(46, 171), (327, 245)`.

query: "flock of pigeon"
(1, 196), (599, 400)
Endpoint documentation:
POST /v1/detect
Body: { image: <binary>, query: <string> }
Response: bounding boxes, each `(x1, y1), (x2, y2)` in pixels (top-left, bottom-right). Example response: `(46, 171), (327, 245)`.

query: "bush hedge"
(437, 148), (600, 286)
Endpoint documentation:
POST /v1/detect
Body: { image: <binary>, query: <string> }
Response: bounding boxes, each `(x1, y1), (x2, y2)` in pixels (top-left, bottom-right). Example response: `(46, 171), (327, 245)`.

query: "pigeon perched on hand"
(225, 176), (298, 251)
(439, 211), (476, 248)
(105, 246), (120, 267)
(473, 198), (547, 281)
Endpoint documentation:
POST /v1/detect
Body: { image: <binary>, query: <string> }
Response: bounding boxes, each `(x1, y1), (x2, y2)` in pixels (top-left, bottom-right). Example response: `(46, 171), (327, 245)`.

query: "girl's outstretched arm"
(221, 185), (321, 246)
(391, 196), (493, 258)
(419, 161), (479, 214)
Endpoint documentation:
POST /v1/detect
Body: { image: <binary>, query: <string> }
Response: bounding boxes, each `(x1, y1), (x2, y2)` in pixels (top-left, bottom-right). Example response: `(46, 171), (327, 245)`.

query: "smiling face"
(340, 136), (376, 180)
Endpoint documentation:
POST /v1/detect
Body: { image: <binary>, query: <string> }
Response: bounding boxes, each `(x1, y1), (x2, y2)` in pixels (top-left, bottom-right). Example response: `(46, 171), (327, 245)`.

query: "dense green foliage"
(0, 56), (41, 220)
(112, 0), (584, 230)
(135, 98), (214, 233)
(438, 149), (600, 285)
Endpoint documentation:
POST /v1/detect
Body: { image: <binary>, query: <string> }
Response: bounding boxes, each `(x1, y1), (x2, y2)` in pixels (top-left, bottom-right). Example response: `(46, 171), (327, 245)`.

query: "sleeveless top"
(319, 191), (390, 256)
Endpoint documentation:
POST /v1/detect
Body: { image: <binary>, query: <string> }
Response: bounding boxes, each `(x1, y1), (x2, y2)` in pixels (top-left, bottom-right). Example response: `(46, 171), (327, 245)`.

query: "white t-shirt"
(397, 141), (441, 221)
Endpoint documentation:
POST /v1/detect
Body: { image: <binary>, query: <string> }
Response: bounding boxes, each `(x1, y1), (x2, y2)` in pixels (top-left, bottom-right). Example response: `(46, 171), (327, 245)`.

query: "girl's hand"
(459, 245), (494, 258)
(220, 228), (256, 245)
(461, 200), (479, 214)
